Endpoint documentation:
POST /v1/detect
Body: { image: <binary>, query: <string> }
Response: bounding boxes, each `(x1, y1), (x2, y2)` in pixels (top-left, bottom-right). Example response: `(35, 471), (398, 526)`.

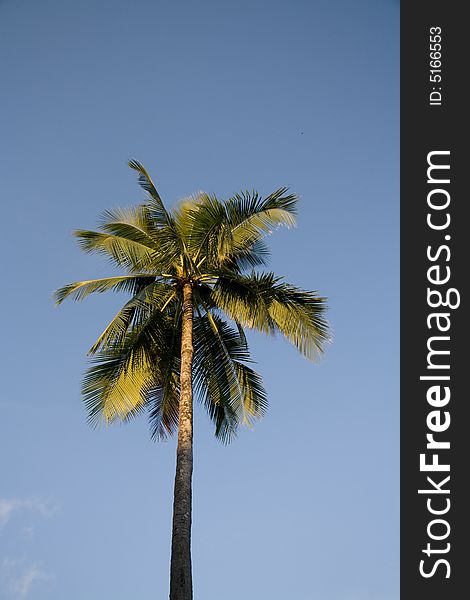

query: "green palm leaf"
(88, 280), (176, 354)
(193, 311), (267, 442)
(82, 308), (176, 425)
(128, 159), (171, 227)
(74, 229), (157, 272)
(54, 275), (155, 304)
(211, 271), (329, 358)
(227, 188), (297, 251)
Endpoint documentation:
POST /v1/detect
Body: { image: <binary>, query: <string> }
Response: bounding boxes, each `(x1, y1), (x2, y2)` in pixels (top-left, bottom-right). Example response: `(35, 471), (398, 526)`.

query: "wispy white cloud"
(1, 559), (53, 599)
(0, 498), (57, 596)
(0, 497), (59, 527)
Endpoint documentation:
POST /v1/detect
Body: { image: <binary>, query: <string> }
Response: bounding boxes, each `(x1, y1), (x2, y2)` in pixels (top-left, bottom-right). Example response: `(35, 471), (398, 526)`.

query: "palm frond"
(99, 205), (159, 245)
(54, 275), (155, 304)
(82, 342), (154, 426)
(192, 313), (241, 443)
(82, 306), (178, 425)
(210, 272), (277, 334)
(227, 188), (297, 252)
(147, 380), (180, 441)
(267, 282), (329, 359)
(74, 229), (157, 272)
(211, 271), (329, 359)
(88, 280), (176, 354)
(128, 159), (171, 227)
(223, 239), (271, 272)
(232, 361), (267, 425)
(148, 302), (182, 441)
(182, 189), (296, 272)
(178, 193), (230, 267)
(193, 311), (267, 443)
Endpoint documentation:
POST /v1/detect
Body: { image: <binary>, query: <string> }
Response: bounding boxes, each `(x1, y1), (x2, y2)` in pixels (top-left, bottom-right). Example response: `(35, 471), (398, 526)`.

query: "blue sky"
(0, 1), (399, 598)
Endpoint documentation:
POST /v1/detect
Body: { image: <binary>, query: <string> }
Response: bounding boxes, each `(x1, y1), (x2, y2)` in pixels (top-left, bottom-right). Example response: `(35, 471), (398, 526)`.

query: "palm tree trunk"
(170, 282), (194, 600)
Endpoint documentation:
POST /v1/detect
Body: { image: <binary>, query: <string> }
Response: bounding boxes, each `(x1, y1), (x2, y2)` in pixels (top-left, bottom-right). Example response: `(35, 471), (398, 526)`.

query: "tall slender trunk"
(170, 282), (194, 600)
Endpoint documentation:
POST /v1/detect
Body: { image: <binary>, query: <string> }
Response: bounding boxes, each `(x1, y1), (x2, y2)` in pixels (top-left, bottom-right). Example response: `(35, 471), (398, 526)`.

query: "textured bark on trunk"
(169, 282), (194, 600)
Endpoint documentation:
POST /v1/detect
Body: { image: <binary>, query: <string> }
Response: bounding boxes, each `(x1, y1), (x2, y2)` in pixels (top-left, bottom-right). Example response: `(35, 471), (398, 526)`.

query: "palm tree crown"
(55, 161), (329, 441)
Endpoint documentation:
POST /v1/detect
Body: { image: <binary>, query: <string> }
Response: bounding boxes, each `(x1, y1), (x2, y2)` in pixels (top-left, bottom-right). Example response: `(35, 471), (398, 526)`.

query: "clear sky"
(0, 1), (399, 599)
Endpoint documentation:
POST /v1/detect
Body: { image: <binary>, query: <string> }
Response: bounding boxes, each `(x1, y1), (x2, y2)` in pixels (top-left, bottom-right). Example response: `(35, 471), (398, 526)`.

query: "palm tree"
(55, 161), (329, 600)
